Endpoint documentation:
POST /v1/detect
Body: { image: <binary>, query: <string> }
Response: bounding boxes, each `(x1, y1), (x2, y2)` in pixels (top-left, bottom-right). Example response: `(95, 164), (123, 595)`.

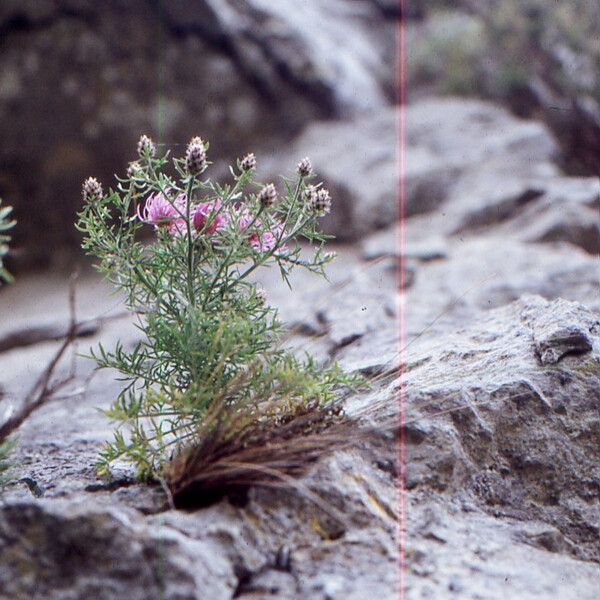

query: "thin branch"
(0, 273), (81, 442)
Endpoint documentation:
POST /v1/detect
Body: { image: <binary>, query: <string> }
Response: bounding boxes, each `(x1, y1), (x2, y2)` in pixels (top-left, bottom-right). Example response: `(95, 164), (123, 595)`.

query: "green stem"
(184, 178), (195, 305)
(279, 179), (302, 239)
(221, 214), (316, 295)
(202, 206), (264, 308)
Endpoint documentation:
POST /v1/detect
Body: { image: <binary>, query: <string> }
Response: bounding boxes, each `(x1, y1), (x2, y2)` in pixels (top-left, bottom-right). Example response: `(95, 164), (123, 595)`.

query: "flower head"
(82, 177), (103, 201)
(240, 153), (257, 172)
(127, 161), (143, 179)
(138, 193), (182, 228)
(311, 188), (331, 215)
(297, 157), (313, 177)
(137, 134), (157, 159)
(257, 183), (278, 209)
(185, 136), (207, 176)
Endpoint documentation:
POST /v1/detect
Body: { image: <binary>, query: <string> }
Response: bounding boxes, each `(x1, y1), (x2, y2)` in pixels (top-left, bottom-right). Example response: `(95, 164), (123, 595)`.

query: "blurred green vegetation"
(409, 0), (600, 106)
(408, 0), (600, 173)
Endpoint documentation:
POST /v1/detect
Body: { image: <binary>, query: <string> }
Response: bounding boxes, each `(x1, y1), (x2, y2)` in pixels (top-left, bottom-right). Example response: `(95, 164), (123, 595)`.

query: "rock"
(407, 1), (600, 175)
(526, 304), (594, 365)
(163, 0), (395, 115)
(404, 98), (558, 216)
(253, 244), (399, 377)
(361, 224), (447, 262)
(262, 107), (399, 240)
(0, 318), (100, 353)
(405, 170), (600, 259)
(361, 226), (399, 260)
(0, 501), (237, 600)
(370, 0), (404, 19)
(316, 258), (396, 349)
(513, 202), (600, 254)
(440, 166), (600, 255)
(442, 160), (554, 234)
(403, 296), (600, 564)
(406, 498), (600, 600)
(488, 176), (600, 255)
(0, 0), (394, 264)
(403, 235), (600, 341)
(263, 96), (557, 242)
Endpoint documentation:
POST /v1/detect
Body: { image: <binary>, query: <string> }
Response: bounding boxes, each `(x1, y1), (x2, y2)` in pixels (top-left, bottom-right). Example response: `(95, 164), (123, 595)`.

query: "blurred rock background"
(0, 0), (397, 267)
(408, 0), (600, 175)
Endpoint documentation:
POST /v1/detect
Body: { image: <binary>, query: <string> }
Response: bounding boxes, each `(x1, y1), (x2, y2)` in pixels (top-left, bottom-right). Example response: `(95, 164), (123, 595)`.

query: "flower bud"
(240, 153), (257, 172)
(82, 177), (103, 201)
(185, 136), (207, 175)
(303, 184), (318, 204)
(257, 183), (278, 209)
(256, 287), (267, 304)
(137, 134), (156, 158)
(297, 157), (313, 177)
(311, 188), (331, 215)
(127, 161), (143, 178)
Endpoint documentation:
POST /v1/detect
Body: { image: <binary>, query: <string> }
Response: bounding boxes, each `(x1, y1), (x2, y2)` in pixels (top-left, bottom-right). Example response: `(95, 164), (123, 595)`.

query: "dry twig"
(0, 272), (82, 443)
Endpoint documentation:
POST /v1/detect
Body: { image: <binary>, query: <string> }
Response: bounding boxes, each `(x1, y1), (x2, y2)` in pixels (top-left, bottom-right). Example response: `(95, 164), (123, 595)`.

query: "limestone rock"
(406, 498), (600, 600)
(403, 296), (600, 564)
(403, 235), (600, 341)
(266, 97), (558, 241)
(0, 501), (236, 600)
(404, 98), (558, 217)
(261, 107), (399, 241)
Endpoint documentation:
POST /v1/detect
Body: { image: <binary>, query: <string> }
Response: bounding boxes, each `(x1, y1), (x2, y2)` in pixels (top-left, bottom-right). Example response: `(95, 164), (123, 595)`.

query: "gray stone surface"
(263, 97), (558, 241)
(401, 235), (600, 341)
(406, 498), (600, 600)
(161, 0), (395, 116)
(404, 98), (558, 217)
(426, 164), (600, 255)
(261, 107), (399, 241)
(403, 296), (600, 571)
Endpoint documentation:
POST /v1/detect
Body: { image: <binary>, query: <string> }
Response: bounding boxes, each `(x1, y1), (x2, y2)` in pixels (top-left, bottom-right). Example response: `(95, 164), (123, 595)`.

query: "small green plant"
(0, 198), (16, 487)
(0, 439), (16, 489)
(0, 198), (15, 285)
(78, 136), (357, 482)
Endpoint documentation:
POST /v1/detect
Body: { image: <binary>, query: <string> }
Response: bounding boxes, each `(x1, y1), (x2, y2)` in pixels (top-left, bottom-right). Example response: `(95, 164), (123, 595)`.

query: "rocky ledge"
(1, 98), (599, 599)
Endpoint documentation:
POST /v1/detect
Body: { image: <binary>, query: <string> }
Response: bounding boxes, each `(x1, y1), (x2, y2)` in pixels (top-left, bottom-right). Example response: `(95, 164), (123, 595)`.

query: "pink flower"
(138, 193), (185, 228)
(248, 220), (288, 254)
(192, 198), (228, 235)
(228, 206), (288, 254)
(248, 230), (275, 252)
(235, 207), (257, 232)
(168, 218), (188, 237)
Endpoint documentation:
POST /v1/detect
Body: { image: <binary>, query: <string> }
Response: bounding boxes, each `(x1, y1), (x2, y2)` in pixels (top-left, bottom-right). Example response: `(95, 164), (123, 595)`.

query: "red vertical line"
(157, 0), (166, 145)
(155, 3), (166, 598)
(397, 1), (406, 599)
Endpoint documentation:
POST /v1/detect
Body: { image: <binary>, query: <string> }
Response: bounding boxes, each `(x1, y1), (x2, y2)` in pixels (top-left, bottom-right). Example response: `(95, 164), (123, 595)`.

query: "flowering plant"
(77, 135), (355, 482)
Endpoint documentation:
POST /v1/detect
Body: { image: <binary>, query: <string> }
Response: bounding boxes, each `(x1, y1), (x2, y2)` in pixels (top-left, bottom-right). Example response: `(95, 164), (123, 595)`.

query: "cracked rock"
(404, 295), (600, 564)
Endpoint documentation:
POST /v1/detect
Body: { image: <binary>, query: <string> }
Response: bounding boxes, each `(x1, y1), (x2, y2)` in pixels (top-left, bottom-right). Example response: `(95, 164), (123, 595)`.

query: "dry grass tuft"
(162, 399), (373, 509)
